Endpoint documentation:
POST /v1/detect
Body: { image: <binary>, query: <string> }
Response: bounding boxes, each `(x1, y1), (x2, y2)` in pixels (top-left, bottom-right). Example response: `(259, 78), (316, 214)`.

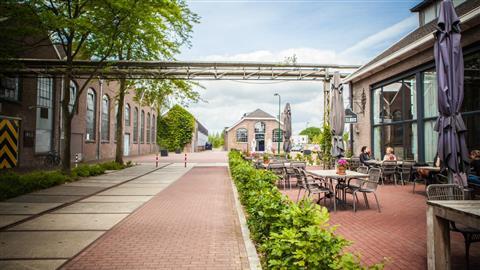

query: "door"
(124, 133), (130, 156)
(257, 140), (265, 152)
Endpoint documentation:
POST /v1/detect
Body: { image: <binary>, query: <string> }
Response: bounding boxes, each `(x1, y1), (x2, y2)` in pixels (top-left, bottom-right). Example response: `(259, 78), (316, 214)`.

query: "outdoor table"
(307, 170), (369, 212)
(365, 160), (404, 166)
(414, 166), (441, 172)
(426, 200), (480, 270)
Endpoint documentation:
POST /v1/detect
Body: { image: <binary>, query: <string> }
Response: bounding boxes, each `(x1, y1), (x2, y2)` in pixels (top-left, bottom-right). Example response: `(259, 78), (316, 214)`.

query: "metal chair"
(426, 184), (480, 268)
(381, 160), (398, 185)
(346, 167), (381, 212)
(348, 157), (361, 171)
(268, 162), (287, 189)
(299, 168), (332, 206)
(397, 161), (414, 185)
(286, 162), (306, 188)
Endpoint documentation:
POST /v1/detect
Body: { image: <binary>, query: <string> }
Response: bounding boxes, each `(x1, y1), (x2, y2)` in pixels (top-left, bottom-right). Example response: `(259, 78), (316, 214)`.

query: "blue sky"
(178, 0), (423, 135)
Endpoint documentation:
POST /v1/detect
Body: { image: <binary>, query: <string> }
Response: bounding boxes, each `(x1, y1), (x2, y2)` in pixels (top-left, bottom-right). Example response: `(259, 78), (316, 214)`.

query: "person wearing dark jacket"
(359, 146), (371, 166)
(468, 150), (480, 185)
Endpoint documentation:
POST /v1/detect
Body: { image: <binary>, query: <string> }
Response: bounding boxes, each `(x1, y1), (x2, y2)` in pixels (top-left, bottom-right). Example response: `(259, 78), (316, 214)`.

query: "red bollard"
(184, 153), (187, 168)
(155, 153), (159, 168)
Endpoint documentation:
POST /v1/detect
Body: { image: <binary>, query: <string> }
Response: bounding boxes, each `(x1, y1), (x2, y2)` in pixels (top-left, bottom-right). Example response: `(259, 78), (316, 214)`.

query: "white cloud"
(340, 15), (417, 61)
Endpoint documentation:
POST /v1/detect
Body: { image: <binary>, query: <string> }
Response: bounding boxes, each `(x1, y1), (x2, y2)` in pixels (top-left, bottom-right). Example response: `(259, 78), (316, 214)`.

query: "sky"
(178, 0), (422, 135)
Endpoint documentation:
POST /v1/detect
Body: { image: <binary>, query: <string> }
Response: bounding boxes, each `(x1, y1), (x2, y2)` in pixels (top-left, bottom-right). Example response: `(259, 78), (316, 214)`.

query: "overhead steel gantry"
(1, 59), (360, 81)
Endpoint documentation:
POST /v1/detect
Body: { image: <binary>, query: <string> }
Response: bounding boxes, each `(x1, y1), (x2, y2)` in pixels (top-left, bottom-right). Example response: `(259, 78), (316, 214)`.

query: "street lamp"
(274, 93), (281, 155)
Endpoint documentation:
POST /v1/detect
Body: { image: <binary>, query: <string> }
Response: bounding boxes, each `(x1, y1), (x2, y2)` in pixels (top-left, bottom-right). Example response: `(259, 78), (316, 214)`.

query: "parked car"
(205, 142), (213, 150)
(291, 145), (304, 152)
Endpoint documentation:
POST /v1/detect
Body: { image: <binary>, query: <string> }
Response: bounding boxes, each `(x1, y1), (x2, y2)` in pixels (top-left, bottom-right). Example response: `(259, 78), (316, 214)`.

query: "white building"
(291, 135), (308, 146)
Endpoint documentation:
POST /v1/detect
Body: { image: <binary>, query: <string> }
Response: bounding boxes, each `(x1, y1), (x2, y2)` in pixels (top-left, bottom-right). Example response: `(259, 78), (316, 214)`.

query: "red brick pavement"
(127, 151), (228, 164)
(281, 181), (480, 269)
(63, 167), (249, 270)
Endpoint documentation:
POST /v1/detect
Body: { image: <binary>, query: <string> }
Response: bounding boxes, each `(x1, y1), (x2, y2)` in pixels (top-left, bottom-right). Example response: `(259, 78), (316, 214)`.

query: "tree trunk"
(115, 76), (126, 164)
(61, 73), (72, 174)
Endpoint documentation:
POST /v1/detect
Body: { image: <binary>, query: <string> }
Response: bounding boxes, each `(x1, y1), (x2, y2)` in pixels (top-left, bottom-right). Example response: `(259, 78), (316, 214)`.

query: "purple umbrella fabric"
(434, 0), (469, 176)
(283, 103), (292, 153)
(330, 71), (345, 158)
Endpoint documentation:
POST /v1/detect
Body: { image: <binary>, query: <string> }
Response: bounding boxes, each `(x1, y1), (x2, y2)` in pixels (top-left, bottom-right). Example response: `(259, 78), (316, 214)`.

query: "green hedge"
(229, 151), (383, 269)
(0, 161), (131, 201)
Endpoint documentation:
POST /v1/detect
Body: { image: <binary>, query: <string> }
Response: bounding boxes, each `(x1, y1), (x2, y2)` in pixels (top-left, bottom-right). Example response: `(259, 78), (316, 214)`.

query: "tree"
(22, 0), (139, 173)
(157, 105), (195, 151)
(299, 127), (321, 143)
(208, 132), (224, 148)
(108, 0), (199, 164)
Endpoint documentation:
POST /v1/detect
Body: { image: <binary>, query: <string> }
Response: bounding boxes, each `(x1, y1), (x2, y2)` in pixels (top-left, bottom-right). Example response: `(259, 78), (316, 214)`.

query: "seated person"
(383, 147), (397, 161)
(359, 146), (371, 166)
(468, 150), (480, 185)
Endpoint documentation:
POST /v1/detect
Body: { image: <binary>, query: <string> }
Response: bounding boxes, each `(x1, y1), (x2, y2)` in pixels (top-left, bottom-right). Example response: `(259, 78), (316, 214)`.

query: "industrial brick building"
(0, 39), (158, 169)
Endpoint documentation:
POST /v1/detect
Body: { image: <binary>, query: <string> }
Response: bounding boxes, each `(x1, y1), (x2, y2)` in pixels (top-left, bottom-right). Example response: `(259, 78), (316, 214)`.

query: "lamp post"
(274, 93), (281, 155)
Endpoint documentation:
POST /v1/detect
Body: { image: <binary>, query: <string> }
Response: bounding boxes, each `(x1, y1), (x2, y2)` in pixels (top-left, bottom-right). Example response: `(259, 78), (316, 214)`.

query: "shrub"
(100, 161), (125, 170)
(228, 150), (383, 269)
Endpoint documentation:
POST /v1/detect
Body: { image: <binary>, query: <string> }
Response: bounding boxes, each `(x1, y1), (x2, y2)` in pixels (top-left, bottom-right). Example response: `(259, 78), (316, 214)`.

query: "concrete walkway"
(0, 163), (191, 270)
(62, 166), (249, 270)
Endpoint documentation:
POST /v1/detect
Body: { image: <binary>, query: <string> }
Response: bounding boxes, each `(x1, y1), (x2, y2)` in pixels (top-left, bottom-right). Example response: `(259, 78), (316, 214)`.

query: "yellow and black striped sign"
(0, 118), (19, 169)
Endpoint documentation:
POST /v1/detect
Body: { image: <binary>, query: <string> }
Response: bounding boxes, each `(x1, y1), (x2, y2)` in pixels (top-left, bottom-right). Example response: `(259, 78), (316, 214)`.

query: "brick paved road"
(63, 166), (249, 270)
(127, 150), (228, 164)
(282, 182), (480, 269)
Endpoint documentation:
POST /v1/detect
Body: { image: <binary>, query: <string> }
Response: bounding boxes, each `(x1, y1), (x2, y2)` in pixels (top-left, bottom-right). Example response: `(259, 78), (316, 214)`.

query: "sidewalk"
(0, 163), (190, 270)
(63, 166), (249, 270)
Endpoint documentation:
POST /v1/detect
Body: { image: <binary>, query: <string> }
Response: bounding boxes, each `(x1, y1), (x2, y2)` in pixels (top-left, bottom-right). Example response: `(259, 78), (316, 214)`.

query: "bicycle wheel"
(44, 155), (54, 167)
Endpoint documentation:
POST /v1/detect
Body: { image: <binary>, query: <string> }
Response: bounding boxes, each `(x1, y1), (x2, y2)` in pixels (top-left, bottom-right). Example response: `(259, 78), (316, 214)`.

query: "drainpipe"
(58, 76), (64, 153)
(97, 77), (103, 160)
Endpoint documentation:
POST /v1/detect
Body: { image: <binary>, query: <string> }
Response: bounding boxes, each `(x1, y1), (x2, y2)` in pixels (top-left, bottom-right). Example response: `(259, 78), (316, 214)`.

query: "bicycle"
(44, 150), (61, 167)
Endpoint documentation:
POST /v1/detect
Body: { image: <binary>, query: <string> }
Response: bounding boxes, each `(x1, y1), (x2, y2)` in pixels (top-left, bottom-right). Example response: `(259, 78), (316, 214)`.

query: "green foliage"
(0, 161), (131, 201)
(228, 151), (383, 269)
(299, 127), (321, 143)
(208, 132), (224, 148)
(157, 105), (195, 151)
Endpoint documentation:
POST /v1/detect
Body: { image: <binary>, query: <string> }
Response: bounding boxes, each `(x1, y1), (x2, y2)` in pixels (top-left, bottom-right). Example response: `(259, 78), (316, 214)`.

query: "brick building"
(0, 39), (158, 169)
(223, 109), (284, 153)
(345, 0), (480, 164)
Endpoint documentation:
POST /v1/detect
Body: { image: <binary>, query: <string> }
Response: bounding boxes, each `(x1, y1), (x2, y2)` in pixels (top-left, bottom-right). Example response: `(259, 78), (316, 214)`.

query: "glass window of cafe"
(371, 49), (480, 164)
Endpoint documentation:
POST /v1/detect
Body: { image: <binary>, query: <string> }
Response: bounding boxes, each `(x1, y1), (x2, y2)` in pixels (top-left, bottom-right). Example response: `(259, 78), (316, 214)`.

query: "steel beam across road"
(0, 59), (360, 81)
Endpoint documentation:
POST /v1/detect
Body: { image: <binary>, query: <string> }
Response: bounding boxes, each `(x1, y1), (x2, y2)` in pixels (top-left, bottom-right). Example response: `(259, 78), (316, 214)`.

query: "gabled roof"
(226, 108), (282, 132)
(245, 109), (276, 119)
(410, 0), (435, 12)
(344, 0), (480, 84)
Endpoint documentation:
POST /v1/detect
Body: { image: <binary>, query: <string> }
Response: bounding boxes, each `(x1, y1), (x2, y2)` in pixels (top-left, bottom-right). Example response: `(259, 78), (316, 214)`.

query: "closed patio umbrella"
(434, 0), (469, 183)
(283, 103), (292, 153)
(330, 71), (345, 158)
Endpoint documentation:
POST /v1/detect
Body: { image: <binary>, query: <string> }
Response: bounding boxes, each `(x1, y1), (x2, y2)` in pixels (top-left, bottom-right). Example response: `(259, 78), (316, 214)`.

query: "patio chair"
(397, 161), (414, 185)
(268, 163), (288, 189)
(336, 166), (369, 202)
(348, 157), (361, 171)
(299, 168), (332, 206)
(426, 184), (480, 268)
(381, 160), (398, 185)
(286, 162), (306, 187)
(345, 167), (382, 212)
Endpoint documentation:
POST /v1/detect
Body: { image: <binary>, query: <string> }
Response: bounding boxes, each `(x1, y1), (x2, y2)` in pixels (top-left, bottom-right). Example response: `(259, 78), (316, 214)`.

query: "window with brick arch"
(133, 107), (138, 143)
(86, 88), (96, 141)
(140, 110), (145, 143)
(101, 95), (110, 141)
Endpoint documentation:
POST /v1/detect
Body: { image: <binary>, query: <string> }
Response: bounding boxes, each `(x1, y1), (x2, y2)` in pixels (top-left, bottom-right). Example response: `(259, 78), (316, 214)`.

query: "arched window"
(151, 115), (156, 144)
(86, 88), (96, 141)
(140, 110), (145, 143)
(114, 102), (119, 141)
(68, 80), (77, 113)
(101, 95), (110, 141)
(272, 129), (283, 142)
(236, 128), (248, 142)
(133, 107), (138, 143)
(125, 104), (130, 127)
(254, 122), (265, 134)
(146, 113), (151, 143)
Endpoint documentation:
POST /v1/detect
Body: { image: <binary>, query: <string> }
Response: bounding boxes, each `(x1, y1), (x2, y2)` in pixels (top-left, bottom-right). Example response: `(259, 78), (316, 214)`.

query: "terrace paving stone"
(9, 213), (128, 231)
(62, 182), (116, 187)
(0, 202), (62, 215)
(0, 259), (67, 270)
(0, 231), (104, 259)
(81, 195), (153, 203)
(7, 195), (83, 204)
(0, 215), (28, 227)
(97, 187), (165, 196)
(31, 186), (104, 196)
(54, 202), (144, 214)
